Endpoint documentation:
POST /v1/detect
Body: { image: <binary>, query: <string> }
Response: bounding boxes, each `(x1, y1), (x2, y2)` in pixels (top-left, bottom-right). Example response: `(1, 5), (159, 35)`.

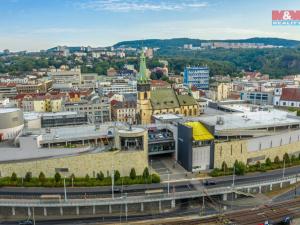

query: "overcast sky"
(1, 0), (300, 51)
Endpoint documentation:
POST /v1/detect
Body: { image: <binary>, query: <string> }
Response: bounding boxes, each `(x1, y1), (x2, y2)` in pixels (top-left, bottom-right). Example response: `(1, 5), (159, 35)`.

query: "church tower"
(137, 50), (151, 124)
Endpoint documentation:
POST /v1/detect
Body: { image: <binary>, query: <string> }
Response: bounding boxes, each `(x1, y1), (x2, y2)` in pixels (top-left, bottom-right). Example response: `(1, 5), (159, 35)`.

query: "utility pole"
(64, 176), (67, 202)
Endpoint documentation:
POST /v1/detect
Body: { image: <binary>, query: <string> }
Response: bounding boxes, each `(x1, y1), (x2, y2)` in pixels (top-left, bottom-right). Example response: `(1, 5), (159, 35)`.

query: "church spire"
(137, 50), (148, 83)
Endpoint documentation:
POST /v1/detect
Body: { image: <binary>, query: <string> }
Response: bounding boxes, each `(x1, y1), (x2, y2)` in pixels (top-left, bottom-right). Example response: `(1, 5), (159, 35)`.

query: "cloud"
(76, 0), (208, 12)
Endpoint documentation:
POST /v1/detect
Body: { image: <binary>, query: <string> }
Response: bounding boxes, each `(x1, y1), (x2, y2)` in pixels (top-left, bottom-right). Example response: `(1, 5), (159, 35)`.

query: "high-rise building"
(184, 66), (209, 90)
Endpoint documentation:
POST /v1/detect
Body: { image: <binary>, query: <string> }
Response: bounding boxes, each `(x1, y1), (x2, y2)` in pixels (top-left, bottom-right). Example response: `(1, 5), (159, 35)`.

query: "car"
(18, 220), (33, 225)
(203, 180), (217, 186)
(112, 187), (121, 193)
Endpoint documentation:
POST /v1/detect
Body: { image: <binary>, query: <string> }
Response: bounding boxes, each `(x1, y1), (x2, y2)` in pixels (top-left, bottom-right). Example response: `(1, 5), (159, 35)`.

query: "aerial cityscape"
(1, 0), (300, 225)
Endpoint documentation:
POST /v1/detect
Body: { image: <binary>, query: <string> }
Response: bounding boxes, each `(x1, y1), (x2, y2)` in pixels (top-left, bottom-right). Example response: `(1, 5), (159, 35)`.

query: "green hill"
(114, 37), (300, 48)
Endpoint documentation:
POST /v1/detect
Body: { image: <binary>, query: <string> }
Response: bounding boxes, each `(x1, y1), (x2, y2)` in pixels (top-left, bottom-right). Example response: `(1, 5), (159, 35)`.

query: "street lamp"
(283, 159), (286, 179)
(63, 176), (67, 201)
(167, 172), (170, 195)
(232, 166), (235, 187)
(112, 167), (115, 200)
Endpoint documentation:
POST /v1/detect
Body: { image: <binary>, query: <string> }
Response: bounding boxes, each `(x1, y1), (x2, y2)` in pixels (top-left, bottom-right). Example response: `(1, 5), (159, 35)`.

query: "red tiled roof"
(280, 88), (300, 101)
(0, 83), (17, 87)
(150, 80), (170, 87)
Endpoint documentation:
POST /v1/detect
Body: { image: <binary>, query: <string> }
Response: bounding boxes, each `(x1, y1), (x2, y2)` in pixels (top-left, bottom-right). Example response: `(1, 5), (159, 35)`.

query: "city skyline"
(1, 0), (300, 51)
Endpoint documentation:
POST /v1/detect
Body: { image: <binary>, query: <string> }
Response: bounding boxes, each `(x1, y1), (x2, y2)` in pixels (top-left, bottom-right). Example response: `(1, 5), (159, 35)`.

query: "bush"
(274, 156), (280, 164)
(151, 174), (160, 183)
(130, 168), (136, 180)
(234, 160), (246, 176)
(143, 167), (150, 179)
(85, 174), (90, 181)
(24, 172), (32, 182)
(38, 172), (46, 183)
(97, 171), (104, 181)
(11, 172), (17, 182)
(265, 158), (272, 166)
(114, 170), (120, 181)
(54, 172), (61, 183)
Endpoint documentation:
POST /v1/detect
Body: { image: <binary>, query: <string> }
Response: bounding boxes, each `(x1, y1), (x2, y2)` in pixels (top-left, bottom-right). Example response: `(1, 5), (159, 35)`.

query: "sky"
(1, 0), (300, 51)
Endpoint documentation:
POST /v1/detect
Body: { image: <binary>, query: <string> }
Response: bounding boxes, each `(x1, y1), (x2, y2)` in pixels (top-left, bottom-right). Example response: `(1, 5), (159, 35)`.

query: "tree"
(221, 161), (228, 172)
(143, 167), (150, 178)
(283, 153), (290, 164)
(70, 174), (75, 180)
(114, 170), (120, 181)
(234, 160), (246, 176)
(97, 171), (104, 181)
(54, 172), (61, 183)
(274, 156), (280, 164)
(265, 158), (272, 166)
(11, 172), (17, 182)
(291, 155), (297, 163)
(38, 172), (46, 183)
(255, 161), (261, 168)
(24, 172), (32, 182)
(130, 168), (136, 180)
(85, 174), (90, 181)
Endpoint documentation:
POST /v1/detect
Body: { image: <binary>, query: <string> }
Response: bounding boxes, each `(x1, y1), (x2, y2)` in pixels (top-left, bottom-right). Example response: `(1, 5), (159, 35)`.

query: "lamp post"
(32, 207), (35, 225)
(63, 176), (67, 201)
(232, 166), (235, 187)
(283, 159), (286, 179)
(167, 172), (170, 195)
(112, 167), (115, 200)
(125, 192), (128, 222)
(295, 173), (298, 197)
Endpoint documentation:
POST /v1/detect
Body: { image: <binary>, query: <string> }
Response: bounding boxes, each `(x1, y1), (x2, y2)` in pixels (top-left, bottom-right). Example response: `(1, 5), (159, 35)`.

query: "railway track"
(155, 198), (300, 225)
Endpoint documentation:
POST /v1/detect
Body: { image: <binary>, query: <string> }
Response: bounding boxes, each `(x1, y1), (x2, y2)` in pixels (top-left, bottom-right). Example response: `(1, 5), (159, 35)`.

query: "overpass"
(0, 174), (297, 217)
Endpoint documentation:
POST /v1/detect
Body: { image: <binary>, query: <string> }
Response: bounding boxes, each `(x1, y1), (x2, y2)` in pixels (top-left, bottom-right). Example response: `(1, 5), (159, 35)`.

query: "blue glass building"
(183, 66), (209, 90)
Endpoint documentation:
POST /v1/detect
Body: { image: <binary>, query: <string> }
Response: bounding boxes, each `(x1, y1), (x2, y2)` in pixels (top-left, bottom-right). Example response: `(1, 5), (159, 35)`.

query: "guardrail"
(0, 175), (296, 207)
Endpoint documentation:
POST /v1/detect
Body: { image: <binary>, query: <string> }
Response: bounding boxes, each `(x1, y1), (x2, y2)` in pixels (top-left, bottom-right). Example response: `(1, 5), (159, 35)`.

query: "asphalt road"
(1, 165), (299, 198)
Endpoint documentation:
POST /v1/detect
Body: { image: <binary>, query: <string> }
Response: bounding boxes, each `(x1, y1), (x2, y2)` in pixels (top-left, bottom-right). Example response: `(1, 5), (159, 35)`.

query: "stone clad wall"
(214, 138), (300, 168)
(0, 150), (148, 178)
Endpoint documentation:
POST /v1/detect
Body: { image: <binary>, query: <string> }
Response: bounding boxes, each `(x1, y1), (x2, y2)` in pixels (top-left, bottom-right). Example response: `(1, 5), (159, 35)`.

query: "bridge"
(0, 174), (297, 217)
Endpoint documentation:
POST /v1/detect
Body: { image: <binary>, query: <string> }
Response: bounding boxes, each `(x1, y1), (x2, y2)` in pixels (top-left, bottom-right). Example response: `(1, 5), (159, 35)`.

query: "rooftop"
(197, 105), (300, 132)
(0, 108), (21, 114)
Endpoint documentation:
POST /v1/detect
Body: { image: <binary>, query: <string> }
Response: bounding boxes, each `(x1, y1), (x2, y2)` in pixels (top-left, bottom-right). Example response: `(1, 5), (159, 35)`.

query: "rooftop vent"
(216, 117), (224, 125)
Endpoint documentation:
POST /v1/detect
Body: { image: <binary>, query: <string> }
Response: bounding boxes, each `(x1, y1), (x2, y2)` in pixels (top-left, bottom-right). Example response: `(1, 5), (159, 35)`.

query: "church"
(136, 51), (200, 124)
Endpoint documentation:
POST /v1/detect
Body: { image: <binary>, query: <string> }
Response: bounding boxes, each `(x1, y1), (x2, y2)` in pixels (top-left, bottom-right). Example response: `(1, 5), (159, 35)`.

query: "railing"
(0, 175), (296, 207)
